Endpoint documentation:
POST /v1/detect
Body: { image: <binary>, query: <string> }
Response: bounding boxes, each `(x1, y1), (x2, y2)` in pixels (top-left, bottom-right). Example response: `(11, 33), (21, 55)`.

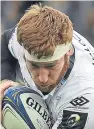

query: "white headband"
(24, 42), (72, 62)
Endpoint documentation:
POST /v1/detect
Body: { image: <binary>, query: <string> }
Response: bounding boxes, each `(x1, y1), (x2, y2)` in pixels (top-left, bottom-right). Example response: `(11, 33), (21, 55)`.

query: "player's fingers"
(0, 80), (20, 121)
(0, 80), (19, 94)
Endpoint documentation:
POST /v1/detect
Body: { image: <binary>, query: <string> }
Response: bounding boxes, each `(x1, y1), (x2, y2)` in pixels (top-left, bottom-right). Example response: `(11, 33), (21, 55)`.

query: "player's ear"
(66, 47), (74, 56)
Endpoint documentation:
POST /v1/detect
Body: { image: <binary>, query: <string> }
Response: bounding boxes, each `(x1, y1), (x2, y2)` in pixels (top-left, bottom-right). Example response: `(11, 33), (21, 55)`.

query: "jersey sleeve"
(1, 27), (18, 81)
(52, 89), (94, 129)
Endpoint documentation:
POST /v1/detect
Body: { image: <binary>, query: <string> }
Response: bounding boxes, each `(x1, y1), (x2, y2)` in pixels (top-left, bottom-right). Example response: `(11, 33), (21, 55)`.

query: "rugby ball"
(2, 86), (52, 129)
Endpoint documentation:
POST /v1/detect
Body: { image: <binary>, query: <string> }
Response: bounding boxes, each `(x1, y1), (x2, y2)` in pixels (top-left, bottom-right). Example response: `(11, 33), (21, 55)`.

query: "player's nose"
(38, 68), (49, 83)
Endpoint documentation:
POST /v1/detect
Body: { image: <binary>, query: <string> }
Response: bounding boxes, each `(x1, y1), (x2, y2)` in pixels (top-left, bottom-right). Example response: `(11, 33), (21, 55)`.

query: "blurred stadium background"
(1, 1), (94, 46)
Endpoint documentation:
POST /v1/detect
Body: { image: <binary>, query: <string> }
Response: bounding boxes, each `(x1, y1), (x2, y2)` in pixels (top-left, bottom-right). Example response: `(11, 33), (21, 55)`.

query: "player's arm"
(1, 27), (18, 81)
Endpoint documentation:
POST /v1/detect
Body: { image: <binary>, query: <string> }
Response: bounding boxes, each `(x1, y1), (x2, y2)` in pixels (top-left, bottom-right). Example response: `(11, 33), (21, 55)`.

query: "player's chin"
(37, 85), (54, 93)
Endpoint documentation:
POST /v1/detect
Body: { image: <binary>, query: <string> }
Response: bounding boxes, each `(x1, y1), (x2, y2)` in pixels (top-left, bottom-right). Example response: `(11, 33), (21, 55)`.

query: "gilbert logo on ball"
(2, 86), (52, 129)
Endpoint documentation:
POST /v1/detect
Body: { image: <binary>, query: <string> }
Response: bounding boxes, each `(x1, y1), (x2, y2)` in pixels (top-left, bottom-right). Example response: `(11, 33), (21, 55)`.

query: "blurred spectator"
(65, 1), (94, 46)
(1, 1), (42, 33)
(1, 1), (22, 32)
(44, 1), (94, 46)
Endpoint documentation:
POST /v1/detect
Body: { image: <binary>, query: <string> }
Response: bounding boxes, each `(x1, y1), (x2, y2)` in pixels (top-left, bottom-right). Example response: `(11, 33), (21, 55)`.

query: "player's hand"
(0, 80), (19, 121)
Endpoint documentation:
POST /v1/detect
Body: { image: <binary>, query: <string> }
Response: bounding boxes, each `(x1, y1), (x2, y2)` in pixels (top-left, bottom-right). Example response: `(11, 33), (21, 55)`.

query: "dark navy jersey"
(1, 26), (23, 82)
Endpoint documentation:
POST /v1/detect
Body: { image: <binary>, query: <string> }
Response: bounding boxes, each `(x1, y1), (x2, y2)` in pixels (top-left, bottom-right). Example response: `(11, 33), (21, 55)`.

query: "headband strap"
(24, 42), (72, 62)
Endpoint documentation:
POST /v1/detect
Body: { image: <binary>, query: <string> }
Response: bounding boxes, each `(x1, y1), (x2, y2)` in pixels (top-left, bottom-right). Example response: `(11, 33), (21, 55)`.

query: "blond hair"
(17, 5), (73, 58)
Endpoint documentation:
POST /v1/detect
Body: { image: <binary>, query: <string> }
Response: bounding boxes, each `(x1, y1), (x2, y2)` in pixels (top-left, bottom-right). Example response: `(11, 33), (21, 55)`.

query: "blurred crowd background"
(1, 1), (94, 46)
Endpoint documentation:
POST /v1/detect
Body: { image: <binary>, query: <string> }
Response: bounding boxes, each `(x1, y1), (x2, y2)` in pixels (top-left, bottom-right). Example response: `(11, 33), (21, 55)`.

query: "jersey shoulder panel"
(72, 30), (94, 74)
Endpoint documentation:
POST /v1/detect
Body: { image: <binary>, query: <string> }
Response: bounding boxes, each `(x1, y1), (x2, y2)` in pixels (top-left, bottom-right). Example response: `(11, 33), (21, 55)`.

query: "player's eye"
(45, 64), (56, 69)
(31, 63), (39, 68)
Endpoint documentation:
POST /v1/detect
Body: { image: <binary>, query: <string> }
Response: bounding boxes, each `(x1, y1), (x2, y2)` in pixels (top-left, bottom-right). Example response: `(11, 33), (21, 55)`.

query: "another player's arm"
(1, 27), (18, 81)
(1, 28), (19, 128)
